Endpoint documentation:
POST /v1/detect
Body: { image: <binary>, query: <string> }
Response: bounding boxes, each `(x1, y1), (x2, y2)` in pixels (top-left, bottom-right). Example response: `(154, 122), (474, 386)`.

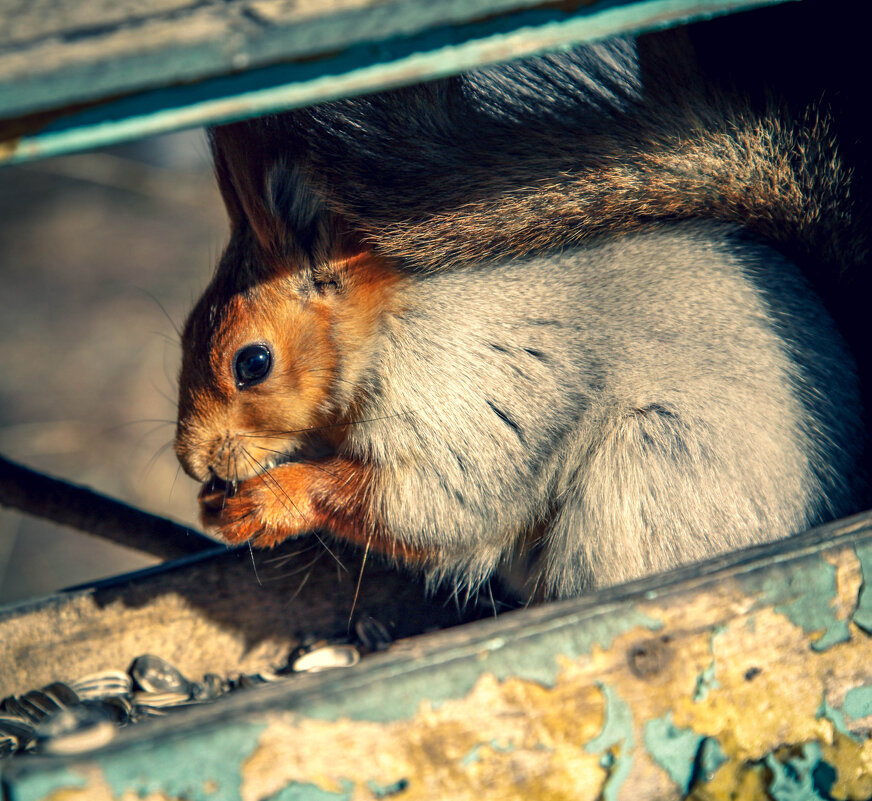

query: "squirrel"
(174, 25), (869, 600)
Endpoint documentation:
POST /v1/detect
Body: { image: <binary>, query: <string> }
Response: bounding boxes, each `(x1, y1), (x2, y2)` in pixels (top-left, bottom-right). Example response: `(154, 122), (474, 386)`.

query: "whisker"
(168, 462), (183, 503)
(247, 445), (341, 481)
(242, 449), (347, 572)
(285, 555), (321, 601)
(104, 418), (176, 433)
(142, 440), (175, 481)
(347, 533), (372, 632)
(151, 330), (179, 347)
(151, 379), (177, 407)
(262, 552), (324, 581)
(487, 581), (498, 620)
(305, 462), (341, 480)
(221, 451), (232, 513)
(137, 287), (182, 339)
(248, 542), (263, 586)
(243, 450), (305, 520)
(312, 532), (346, 572)
(238, 409), (422, 440)
(261, 544), (318, 566)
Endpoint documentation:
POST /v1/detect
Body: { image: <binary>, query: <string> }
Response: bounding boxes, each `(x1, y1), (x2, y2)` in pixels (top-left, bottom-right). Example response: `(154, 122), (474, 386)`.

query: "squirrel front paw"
(199, 463), (319, 547)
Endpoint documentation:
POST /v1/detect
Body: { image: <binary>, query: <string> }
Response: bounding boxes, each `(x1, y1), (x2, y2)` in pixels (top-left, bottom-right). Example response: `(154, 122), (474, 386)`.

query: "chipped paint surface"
(1, 0), (793, 165)
(3, 766), (87, 801)
(765, 742), (830, 801)
(741, 549), (858, 651)
(692, 626), (724, 703)
(7, 529), (872, 800)
(98, 722), (266, 801)
(235, 545), (872, 800)
(240, 670), (608, 801)
(585, 683), (635, 801)
(643, 714), (702, 792)
(852, 542), (872, 634)
(843, 686), (872, 721)
(270, 781), (353, 800)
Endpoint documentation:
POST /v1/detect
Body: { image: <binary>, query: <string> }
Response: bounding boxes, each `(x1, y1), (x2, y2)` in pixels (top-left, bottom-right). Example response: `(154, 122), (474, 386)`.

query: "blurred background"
(0, 130), (226, 604)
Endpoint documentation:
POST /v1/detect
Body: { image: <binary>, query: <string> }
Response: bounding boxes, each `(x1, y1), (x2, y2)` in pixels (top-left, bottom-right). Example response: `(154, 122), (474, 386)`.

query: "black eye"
(233, 344), (272, 388)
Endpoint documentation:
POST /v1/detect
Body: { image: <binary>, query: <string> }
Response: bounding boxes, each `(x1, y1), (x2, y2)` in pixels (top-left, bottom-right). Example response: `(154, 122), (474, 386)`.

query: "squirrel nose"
(174, 435), (208, 483)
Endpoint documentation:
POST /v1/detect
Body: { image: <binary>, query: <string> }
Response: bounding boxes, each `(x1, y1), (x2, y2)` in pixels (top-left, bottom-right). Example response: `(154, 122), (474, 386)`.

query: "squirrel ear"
(209, 123), (280, 250)
(265, 161), (332, 258)
(209, 122), (334, 261)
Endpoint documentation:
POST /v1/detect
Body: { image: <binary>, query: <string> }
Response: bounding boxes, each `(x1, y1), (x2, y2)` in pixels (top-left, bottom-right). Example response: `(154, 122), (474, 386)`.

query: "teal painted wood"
(2, 0), (558, 119)
(0, 0), (796, 166)
(4, 510), (872, 800)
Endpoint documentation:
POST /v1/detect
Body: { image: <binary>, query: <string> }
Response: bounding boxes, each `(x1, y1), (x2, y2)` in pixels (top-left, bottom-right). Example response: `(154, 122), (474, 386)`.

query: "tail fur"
(231, 31), (866, 292)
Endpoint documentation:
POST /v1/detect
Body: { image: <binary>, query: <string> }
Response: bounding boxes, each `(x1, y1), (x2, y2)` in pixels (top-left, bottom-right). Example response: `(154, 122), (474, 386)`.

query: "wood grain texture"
(0, 537), (488, 701)
(3, 511), (872, 799)
(0, 0), (563, 117)
(0, 0), (794, 164)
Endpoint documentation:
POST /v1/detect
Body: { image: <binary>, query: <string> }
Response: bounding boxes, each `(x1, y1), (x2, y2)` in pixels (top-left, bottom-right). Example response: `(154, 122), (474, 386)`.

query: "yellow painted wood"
(4, 512), (872, 800)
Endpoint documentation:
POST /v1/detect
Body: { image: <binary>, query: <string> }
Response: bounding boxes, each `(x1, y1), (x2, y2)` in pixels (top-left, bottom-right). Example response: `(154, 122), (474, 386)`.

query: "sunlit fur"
(175, 32), (867, 599)
(175, 233), (405, 485)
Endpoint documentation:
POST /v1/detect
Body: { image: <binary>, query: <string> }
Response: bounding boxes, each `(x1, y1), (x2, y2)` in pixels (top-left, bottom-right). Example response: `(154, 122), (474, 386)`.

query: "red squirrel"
(175, 29), (867, 599)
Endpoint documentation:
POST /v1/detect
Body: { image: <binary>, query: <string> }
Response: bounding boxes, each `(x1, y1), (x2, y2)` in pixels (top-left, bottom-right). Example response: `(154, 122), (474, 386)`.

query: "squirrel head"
(175, 122), (402, 484)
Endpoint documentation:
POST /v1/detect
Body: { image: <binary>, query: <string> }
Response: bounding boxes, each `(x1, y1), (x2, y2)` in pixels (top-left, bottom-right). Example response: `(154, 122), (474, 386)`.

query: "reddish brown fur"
(366, 109), (864, 287)
(178, 31), (869, 579)
(199, 457), (430, 563)
(176, 138), (409, 554)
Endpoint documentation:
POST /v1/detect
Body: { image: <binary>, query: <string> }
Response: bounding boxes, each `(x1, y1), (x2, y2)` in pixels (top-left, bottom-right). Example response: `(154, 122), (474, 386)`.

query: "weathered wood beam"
(4, 510), (872, 800)
(0, 454), (215, 560)
(0, 0), (796, 165)
(0, 537), (490, 700)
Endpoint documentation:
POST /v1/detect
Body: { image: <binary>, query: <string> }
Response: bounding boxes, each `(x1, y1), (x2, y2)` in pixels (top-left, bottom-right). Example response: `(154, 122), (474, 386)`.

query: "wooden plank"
(0, 0), (796, 165)
(0, 455), (216, 561)
(0, 0), (543, 117)
(0, 537), (486, 702)
(4, 511), (872, 800)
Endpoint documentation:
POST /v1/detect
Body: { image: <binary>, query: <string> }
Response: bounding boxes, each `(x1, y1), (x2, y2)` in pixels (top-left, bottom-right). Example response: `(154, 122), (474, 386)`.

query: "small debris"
(291, 643), (360, 673)
(0, 620), (386, 759)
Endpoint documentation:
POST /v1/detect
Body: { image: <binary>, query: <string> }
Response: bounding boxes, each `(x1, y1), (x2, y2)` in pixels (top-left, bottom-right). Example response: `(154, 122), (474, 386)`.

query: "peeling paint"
(10, 529), (872, 800)
(4, 766), (87, 801)
(819, 732), (872, 800)
(781, 560), (850, 651)
(99, 722), (267, 801)
(585, 683), (634, 801)
(644, 713), (702, 792)
(852, 543), (872, 634)
(765, 742), (832, 801)
(843, 685), (872, 721)
(692, 663), (719, 704)
(269, 781), (352, 801)
(459, 739), (515, 768)
(460, 744), (485, 766)
(285, 606), (661, 725)
(816, 696), (860, 742)
(692, 627), (723, 703)
(746, 556), (852, 651)
(695, 738), (727, 781)
(365, 778), (409, 798)
(240, 670), (605, 801)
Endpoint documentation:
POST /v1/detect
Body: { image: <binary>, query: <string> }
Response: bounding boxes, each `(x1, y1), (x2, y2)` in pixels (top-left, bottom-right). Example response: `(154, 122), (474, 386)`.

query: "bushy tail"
(371, 104), (866, 285)
(257, 30), (867, 289)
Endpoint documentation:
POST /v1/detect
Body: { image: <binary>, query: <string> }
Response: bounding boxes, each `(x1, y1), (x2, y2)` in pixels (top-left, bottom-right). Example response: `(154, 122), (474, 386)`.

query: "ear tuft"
(267, 162), (329, 256)
(209, 120), (369, 269)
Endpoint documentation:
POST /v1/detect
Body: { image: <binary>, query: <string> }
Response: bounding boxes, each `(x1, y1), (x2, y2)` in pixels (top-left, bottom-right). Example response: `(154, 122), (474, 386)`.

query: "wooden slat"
(0, 0), (795, 165)
(4, 511), (872, 800)
(0, 537), (489, 702)
(0, 0), (544, 117)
